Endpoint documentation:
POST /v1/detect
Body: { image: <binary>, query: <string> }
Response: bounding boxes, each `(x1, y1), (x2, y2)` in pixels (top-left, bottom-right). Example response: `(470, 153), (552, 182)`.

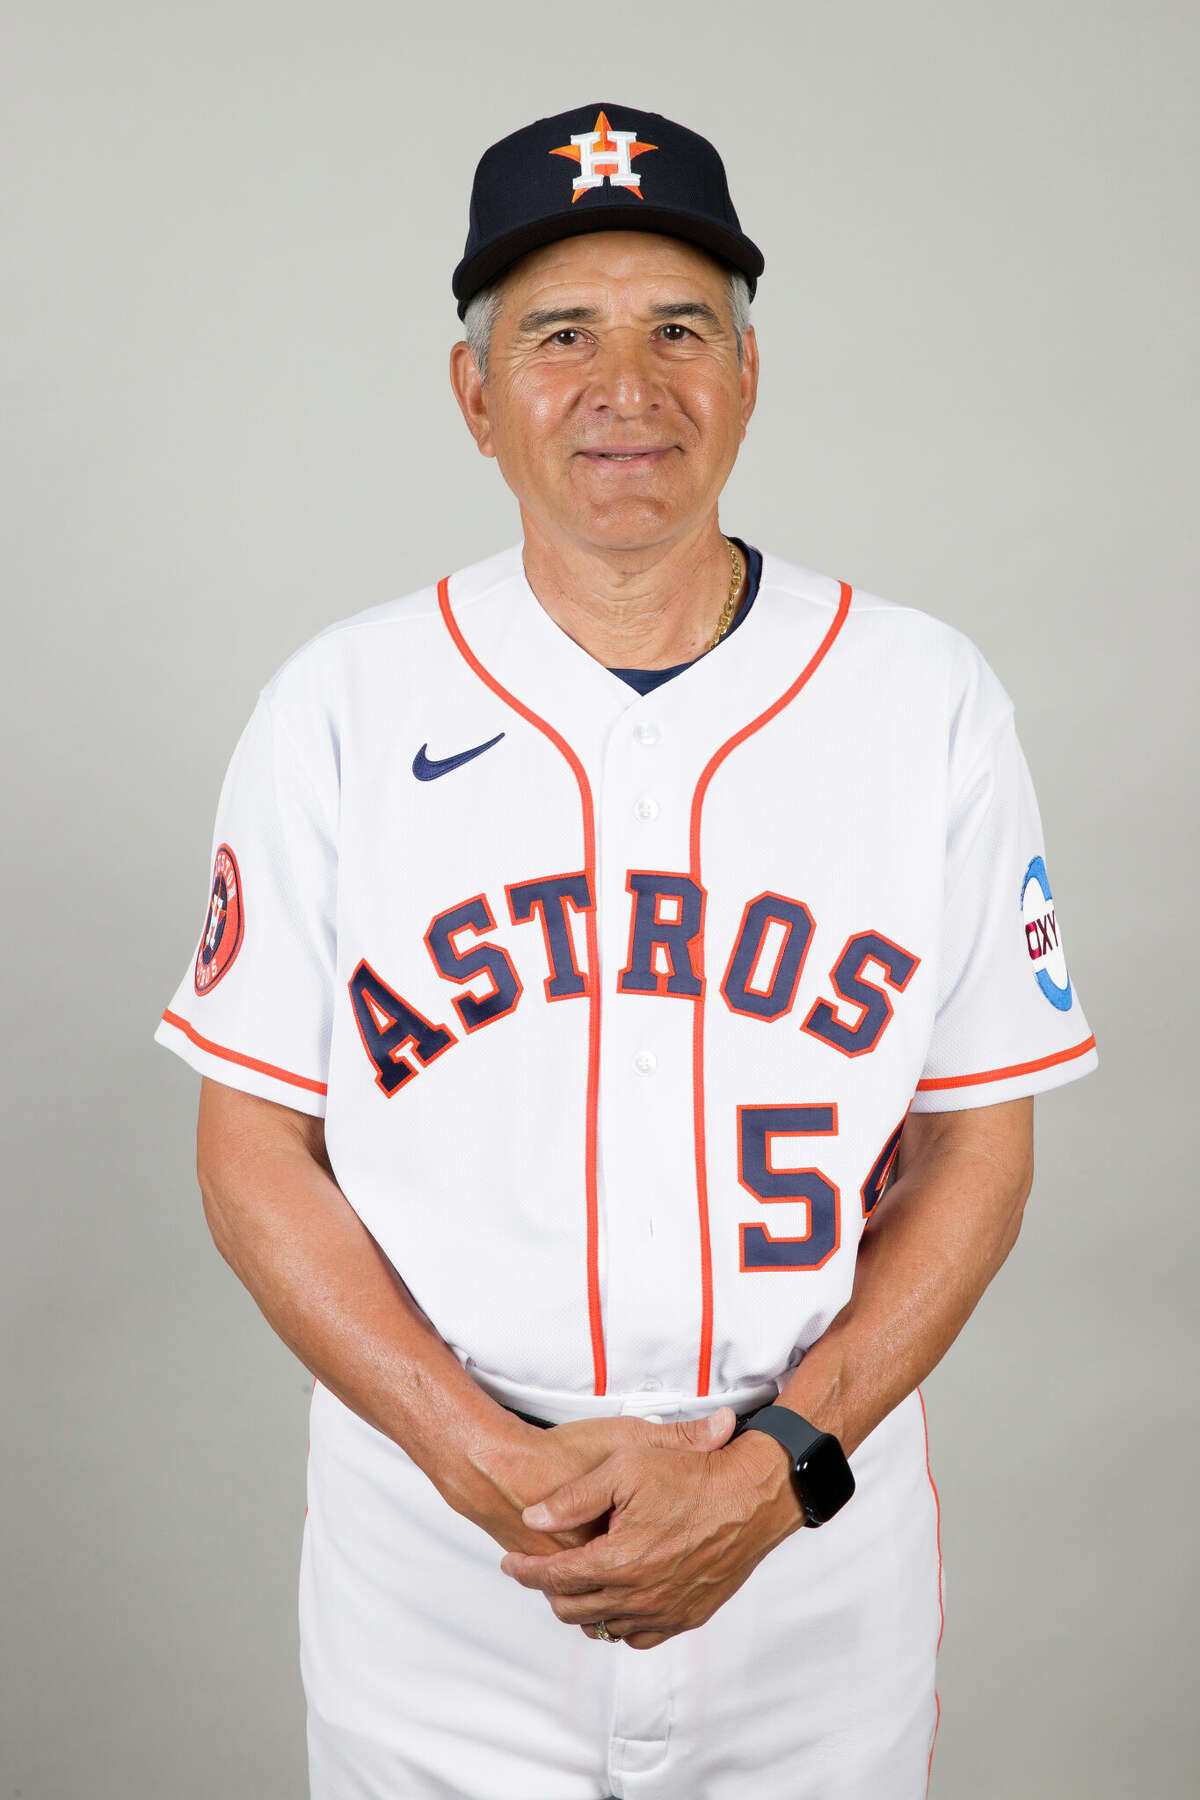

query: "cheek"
(496, 377), (576, 464)
(677, 372), (743, 439)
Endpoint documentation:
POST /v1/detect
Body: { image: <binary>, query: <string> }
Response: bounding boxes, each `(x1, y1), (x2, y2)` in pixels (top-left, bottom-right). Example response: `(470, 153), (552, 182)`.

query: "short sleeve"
(154, 688), (337, 1116)
(910, 707), (1099, 1112)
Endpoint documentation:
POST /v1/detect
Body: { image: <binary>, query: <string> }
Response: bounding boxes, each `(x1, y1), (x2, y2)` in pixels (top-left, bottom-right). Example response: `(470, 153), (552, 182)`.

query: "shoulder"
(761, 548), (1017, 757)
(255, 543), (521, 730)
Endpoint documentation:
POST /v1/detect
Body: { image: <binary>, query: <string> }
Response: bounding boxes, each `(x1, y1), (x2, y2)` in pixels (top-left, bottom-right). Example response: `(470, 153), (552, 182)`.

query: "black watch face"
(796, 1434), (856, 1524)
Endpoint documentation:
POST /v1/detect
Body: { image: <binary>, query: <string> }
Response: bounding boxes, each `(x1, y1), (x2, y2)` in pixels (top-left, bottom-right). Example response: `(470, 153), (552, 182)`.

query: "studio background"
(3, 3), (1195, 1796)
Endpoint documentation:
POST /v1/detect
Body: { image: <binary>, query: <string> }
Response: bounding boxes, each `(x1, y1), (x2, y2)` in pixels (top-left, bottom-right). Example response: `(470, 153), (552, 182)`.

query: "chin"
(568, 499), (694, 552)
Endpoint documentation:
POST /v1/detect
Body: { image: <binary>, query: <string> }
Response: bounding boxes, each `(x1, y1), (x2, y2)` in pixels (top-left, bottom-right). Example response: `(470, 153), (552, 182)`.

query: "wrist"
(737, 1402), (857, 1529)
(422, 1399), (536, 1515)
(725, 1423), (808, 1542)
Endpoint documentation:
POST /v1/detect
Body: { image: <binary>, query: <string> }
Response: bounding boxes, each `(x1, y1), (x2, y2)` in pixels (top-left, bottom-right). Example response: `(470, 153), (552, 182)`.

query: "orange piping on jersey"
(437, 575), (607, 1396)
(687, 582), (853, 1396)
(160, 1009), (328, 1096)
(916, 1033), (1096, 1092)
(918, 1386), (944, 1795)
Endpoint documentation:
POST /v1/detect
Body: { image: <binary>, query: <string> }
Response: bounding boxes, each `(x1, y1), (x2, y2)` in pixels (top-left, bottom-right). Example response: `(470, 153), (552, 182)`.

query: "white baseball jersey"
(156, 542), (1098, 1799)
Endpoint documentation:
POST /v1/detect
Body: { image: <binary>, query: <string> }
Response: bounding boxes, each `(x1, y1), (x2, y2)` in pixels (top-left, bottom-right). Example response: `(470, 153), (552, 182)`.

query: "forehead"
(496, 230), (730, 314)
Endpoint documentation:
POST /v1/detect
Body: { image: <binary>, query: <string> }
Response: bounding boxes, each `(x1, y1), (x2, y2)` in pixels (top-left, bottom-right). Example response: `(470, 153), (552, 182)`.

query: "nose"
(585, 328), (663, 418)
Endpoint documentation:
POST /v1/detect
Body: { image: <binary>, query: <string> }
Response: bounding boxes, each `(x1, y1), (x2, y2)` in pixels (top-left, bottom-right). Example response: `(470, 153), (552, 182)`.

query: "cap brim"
(453, 204), (764, 317)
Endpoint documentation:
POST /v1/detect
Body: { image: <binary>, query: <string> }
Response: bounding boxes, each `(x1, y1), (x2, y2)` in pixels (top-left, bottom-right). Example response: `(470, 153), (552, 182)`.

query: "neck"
(518, 513), (746, 670)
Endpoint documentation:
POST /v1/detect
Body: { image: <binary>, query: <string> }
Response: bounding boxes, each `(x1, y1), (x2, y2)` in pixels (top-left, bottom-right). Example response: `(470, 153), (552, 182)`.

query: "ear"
(738, 324), (759, 440)
(449, 340), (497, 459)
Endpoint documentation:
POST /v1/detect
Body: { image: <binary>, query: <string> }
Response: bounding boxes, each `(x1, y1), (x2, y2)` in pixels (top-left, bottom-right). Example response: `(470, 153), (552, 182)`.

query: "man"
(155, 102), (1098, 1799)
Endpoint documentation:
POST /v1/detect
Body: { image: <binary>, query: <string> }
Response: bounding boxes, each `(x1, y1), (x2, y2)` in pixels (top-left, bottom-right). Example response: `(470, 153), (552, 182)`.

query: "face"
(450, 231), (758, 555)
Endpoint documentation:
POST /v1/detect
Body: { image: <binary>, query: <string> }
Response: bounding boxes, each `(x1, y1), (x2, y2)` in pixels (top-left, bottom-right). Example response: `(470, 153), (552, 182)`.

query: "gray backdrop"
(3, 2), (1195, 1795)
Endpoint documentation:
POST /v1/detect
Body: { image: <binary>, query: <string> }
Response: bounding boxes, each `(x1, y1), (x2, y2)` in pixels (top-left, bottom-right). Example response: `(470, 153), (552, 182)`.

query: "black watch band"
(736, 1404), (855, 1527)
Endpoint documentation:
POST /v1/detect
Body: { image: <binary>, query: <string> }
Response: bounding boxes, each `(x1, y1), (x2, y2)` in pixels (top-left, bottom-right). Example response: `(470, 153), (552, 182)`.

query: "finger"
(522, 1465), (617, 1532)
(500, 1541), (623, 1594)
(642, 1406), (736, 1452)
(550, 1587), (658, 1624)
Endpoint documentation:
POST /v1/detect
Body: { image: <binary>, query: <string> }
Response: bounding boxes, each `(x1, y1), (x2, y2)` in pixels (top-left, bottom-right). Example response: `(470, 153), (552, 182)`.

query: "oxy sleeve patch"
(1021, 854), (1072, 1011)
(194, 843), (245, 995)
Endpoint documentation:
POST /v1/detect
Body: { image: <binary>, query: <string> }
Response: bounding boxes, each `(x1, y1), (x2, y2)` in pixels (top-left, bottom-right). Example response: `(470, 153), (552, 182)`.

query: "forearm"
(772, 1098), (1035, 1461)
(196, 1080), (525, 1511)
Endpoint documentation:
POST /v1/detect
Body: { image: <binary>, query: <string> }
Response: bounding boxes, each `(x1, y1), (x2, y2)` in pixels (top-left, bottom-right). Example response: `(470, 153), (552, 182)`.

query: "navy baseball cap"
(452, 102), (764, 319)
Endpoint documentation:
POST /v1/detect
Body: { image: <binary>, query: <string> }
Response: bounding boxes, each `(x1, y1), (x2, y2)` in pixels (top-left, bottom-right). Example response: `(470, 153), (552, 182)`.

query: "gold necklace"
(707, 537), (744, 652)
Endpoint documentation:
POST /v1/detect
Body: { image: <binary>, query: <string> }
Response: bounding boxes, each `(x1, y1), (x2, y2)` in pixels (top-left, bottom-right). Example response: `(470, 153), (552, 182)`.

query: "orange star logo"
(550, 109), (657, 203)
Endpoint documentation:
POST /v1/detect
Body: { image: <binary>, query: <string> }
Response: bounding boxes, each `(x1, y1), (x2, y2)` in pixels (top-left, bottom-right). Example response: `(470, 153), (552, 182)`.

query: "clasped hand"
(499, 1407), (797, 1649)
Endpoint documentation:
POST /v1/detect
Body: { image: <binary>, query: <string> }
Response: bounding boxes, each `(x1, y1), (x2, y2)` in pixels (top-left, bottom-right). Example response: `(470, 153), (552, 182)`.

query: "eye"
(658, 323), (695, 342)
(548, 328), (587, 347)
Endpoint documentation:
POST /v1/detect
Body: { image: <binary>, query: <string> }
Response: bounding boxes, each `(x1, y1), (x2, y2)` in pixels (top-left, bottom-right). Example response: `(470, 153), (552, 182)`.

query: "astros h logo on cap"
(550, 109), (657, 201)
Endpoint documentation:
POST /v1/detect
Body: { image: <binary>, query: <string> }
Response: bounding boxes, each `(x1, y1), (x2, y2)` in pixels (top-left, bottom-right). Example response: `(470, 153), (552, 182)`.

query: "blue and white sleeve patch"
(1020, 854), (1073, 1011)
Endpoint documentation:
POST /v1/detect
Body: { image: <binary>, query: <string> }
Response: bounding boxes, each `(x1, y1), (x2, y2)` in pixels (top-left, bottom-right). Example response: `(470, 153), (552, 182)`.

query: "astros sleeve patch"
(155, 690), (337, 1116)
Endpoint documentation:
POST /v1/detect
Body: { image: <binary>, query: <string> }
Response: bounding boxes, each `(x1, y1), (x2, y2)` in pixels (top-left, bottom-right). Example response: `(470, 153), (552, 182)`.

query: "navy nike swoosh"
(412, 731), (505, 781)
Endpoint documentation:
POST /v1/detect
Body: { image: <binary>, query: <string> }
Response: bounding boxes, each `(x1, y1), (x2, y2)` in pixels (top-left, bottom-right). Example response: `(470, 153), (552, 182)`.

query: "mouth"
(576, 447), (675, 467)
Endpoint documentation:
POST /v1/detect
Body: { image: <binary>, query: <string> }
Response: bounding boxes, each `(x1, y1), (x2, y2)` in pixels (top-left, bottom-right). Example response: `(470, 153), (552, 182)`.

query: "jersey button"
(633, 1049), (657, 1076)
(634, 721), (661, 747)
(638, 1377), (663, 1392)
(633, 794), (660, 822)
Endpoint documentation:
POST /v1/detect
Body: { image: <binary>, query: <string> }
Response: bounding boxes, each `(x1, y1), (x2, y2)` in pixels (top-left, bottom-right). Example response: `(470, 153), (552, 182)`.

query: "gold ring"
(594, 1619), (618, 1643)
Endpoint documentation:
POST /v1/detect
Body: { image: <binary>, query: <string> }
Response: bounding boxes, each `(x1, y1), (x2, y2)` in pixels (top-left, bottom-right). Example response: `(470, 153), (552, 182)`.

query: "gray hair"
(464, 267), (752, 383)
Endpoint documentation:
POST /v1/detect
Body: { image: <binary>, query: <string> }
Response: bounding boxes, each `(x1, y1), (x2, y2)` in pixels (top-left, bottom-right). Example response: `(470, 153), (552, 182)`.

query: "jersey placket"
(593, 700), (705, 1401)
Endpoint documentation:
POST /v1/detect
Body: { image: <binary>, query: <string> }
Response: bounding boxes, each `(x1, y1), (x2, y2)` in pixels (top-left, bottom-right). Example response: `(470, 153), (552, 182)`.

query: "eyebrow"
(514, 299), (726, 337)
(516, 305), (600, 336)
(646, 301), (724, 330)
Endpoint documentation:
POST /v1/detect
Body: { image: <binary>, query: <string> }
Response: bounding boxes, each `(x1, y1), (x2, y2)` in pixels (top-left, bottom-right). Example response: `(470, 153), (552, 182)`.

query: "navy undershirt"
(606, 537), (764, 695)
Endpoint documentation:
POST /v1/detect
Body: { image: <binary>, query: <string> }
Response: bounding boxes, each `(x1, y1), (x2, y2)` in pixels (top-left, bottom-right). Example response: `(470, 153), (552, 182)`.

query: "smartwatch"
(736, 1405), (855, 1527)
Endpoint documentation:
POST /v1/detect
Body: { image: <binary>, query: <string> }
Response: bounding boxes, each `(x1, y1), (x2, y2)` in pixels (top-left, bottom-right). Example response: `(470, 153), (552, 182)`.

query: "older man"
(155, 103), (1098, 1799)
